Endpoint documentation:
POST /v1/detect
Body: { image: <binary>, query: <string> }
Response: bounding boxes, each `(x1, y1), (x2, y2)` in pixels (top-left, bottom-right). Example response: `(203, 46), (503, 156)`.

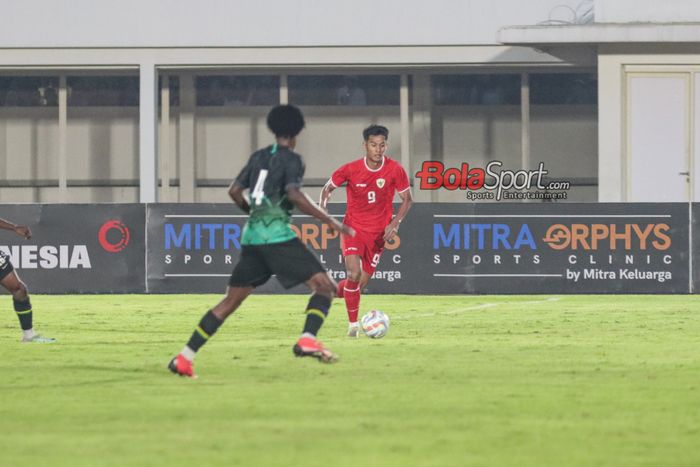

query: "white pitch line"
(164, 274), (230, 277)
(433, 214), (672, 218)
(164, 214), (344, 218)
(434, 273), (563, 278)
(392, 297), (562, 320)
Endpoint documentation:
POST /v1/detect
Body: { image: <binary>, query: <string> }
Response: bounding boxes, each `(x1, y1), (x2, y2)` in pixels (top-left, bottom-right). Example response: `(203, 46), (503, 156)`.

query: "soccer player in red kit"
(319, 125), (412, 337)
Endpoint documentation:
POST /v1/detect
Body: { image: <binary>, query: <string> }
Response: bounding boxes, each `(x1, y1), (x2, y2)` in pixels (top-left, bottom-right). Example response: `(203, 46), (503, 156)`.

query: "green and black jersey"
(233, 144), (305, 246)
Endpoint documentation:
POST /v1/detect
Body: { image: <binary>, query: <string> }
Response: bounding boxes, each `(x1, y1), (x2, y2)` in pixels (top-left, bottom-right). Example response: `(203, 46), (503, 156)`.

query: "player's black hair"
(267, 105), (306, 138)
(362, 124), (389, 141)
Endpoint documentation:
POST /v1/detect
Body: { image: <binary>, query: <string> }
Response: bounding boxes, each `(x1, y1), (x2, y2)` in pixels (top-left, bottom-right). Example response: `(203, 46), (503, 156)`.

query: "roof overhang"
(498, 22), (700, 46)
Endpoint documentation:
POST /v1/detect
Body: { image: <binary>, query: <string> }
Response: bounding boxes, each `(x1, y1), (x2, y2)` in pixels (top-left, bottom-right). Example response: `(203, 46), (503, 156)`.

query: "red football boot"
(168, 354), (197, 378)
(293, 337), (338, 363)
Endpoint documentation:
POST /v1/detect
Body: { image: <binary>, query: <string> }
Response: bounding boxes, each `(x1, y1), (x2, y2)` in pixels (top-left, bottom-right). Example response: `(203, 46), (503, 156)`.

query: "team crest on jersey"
(376, 178), (385, 188)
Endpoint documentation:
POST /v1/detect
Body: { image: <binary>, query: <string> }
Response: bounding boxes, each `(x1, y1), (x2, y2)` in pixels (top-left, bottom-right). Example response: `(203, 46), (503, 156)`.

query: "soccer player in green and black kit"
(169, 105), (354, 378)
(0, 218), (55, 343)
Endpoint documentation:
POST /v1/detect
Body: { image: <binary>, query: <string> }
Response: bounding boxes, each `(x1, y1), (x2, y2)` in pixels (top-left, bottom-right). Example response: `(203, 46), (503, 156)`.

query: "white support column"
(58, 75), (68, 202)
(0, 108), (5, 184)
(692, 71), (700, 202)
(411, 73), (433, 202)
(520, 72), (530, 171)
(400, 74), (411, 178)
(280, 74), (289, 104)
(179, 73), (196, 202)
(139, 62), (158, 203)
(598, 51), (624, 202)
(159, 74), (171, 202)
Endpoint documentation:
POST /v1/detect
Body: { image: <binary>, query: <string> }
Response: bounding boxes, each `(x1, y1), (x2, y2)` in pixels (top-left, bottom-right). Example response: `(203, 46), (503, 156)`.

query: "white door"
(626, 73), (690, 202)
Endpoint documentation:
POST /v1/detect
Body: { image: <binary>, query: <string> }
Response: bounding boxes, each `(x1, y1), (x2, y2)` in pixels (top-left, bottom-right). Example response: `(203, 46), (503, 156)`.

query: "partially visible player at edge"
(0, 218), (55, 343)
(319, 125), (412, 337)
(169, 105), (354, 378)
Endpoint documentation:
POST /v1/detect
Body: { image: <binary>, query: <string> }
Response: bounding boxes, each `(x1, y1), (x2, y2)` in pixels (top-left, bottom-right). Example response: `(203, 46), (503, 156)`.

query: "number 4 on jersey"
(251, 169), (268, 205)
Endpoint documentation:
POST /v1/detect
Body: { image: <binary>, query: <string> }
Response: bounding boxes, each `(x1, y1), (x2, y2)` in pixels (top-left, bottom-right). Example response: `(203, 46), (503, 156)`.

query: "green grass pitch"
(1, 294), (699, 467)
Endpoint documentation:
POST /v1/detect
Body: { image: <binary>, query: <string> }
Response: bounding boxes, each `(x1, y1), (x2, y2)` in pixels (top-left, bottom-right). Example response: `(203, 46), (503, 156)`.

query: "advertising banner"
(146, 203), (408, 294)
(147, 203), (690, 294)
(422, 203), (689, 294)
(0, 204), (145, 293)
(147, 204), (249, 294)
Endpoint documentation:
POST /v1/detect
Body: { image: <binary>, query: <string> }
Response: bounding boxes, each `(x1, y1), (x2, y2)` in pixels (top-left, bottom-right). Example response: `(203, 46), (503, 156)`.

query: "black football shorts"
(0, 250), (15, 281)
(229, 238), (325, 289)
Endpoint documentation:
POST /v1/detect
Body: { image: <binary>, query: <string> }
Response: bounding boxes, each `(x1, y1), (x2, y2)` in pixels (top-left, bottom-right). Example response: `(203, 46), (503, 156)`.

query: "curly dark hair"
(266, 105), (305, 138)
(362, 124), (389, 141)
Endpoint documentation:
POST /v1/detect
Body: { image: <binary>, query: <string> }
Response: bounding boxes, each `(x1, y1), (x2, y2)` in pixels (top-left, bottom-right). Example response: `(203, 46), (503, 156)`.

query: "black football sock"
(302, 294), (331, 337)
(13, 298), (33, 331)
(185, 310), (223, 354)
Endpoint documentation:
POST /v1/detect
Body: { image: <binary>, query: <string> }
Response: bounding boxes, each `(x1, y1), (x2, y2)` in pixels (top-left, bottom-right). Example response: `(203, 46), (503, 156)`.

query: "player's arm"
(228, 182), (250, 214)
(287, 187), (354, 237)
(228, 156), (254, 213)
(384, 189), (413, 242)
(319, 164), (347, 209)
(318, 180), (336, 209)
(0, 217), (31, 239)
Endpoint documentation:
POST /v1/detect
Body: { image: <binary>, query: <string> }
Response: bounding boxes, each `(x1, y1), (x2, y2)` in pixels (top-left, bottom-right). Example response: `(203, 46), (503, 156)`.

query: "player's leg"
(339, 230), (365, 334)
(346, 235), (385, 337)
(301, 272), (335, 336)
(292, 271), (338, 363)
(358, 270), (372, 290)
(337, 229), (362, 298)
(342, 254), (363, 337)
(169, 246), (269, 378)
(169, 285), (254, 377)
(0, 268), (55, 343)
(266, 238), (338, 363)
(337, 257), (372, 297)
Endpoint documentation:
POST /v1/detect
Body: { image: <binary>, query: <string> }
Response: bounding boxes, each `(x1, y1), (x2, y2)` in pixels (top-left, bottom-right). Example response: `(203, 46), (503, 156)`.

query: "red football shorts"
(341, 229), (385, 275)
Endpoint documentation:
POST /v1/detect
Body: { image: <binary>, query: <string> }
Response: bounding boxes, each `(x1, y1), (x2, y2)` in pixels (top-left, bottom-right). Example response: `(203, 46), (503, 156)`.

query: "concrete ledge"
(499, 22), (700, 45)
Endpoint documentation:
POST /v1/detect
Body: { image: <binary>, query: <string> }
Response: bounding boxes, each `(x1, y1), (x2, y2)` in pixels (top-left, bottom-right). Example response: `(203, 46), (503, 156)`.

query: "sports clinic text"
(432, 222), (674, 266)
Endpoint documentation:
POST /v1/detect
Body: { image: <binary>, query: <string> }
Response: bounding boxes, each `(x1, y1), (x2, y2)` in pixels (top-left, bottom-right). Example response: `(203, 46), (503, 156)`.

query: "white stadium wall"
(595, 0), (700, 23)
(1, 0), (586, 47)
(0, 0), (601, 203)
(598, 45), (700, 202)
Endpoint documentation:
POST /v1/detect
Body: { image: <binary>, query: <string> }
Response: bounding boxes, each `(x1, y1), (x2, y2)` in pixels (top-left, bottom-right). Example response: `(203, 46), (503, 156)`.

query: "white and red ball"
(361, 310), (390, 338)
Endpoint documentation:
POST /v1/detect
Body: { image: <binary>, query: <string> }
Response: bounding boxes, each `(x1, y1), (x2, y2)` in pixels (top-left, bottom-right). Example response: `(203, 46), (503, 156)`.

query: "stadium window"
(0, 76), (59, 107)
(529, 73), (597, 105)
(0, 75), (59, 202)
(288, 75), (400, 106)
(429, 73), (522, 202)
(195, 76), (279, 107)
(529, 72), (598, 201)
(67, 76), (139, 107)
(158, 76), (180, 107)
(432, 74), (520, 106)
(64, 74), (140, 202)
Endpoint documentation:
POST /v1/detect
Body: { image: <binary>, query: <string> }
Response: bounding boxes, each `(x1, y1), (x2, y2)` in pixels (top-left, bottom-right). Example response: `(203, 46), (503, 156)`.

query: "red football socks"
(336, 279), (346, 299)
(343, 279), (361, 323)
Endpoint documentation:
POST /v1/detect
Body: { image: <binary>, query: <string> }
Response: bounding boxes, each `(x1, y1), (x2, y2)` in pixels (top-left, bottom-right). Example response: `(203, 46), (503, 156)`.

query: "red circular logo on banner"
(98, 220), (131, 253)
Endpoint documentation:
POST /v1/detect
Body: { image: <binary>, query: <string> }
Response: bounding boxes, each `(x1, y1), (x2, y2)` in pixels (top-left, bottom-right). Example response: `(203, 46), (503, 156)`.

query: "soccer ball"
(361, 310), (390, 339)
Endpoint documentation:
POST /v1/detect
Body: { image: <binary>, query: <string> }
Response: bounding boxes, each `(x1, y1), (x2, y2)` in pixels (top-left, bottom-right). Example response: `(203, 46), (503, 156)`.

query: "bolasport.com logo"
(415, 161), (570, 201)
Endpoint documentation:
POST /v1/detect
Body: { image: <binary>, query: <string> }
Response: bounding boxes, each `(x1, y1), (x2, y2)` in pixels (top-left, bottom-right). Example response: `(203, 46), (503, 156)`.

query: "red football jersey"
(330, 156), (410, 234)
